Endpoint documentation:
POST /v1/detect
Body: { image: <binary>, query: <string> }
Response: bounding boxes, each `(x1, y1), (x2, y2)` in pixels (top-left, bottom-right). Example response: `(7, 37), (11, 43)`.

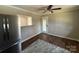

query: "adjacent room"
(0, 5), (79, 53)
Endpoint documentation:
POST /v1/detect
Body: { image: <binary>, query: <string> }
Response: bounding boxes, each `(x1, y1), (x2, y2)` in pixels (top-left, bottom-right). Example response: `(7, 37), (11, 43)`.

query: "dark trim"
(40, 33), (79, 53)
(22, 33), (41, 50)
(22, 33), (79, 53)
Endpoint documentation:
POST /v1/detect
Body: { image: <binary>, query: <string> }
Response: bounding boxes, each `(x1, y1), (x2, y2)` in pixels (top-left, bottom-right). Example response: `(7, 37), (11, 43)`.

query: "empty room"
(0, 5), (79, 53)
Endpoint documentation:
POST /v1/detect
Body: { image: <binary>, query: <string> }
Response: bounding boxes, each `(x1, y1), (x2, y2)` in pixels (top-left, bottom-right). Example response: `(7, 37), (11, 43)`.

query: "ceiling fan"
(39, 5), (61, 13)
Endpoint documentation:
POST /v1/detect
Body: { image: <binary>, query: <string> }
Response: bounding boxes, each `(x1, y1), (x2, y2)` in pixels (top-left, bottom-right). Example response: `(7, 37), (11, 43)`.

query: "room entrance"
(42, 16), (48, 33)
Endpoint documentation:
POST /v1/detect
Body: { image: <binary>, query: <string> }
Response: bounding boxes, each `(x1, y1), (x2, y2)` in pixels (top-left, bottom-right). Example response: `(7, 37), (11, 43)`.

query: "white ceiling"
(12, 5), (79, 15)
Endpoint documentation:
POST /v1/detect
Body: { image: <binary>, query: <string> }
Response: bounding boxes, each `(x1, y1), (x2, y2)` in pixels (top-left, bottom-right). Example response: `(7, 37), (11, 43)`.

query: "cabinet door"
(6, 15), (21, 45)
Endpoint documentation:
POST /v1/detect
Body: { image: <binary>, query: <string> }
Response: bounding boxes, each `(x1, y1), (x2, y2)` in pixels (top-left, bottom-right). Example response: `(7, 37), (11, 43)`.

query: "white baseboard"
(47, 33), (79, 42)
(21, 32), (41, 43)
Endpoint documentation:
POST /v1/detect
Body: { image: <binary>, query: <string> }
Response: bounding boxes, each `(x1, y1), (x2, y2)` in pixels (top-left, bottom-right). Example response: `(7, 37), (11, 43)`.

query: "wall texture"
(21, 15), (41, 42)
(47, 8), (79, 40)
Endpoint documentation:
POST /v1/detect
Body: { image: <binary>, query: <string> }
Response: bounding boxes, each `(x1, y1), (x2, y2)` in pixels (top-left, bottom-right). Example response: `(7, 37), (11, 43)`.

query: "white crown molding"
(5, 5), (40, 15)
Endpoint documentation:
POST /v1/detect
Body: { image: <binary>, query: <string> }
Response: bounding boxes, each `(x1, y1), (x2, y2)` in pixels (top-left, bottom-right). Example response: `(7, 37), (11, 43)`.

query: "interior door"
(0, 15), (9, 52)
(6, 15), (21, 45)
(42, 16), (48, 33)
(0, 15), (21, 52)
(0, 15), (4, 49)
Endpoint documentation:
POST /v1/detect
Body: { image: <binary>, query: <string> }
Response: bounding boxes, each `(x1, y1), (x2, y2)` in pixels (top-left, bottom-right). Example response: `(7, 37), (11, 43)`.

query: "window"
(27, 16), (32, 25)
(18, 15), (32, 27)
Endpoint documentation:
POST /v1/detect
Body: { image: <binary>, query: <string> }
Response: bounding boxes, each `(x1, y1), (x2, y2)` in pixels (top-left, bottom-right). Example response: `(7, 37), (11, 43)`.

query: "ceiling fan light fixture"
(39, 5), (61, 15)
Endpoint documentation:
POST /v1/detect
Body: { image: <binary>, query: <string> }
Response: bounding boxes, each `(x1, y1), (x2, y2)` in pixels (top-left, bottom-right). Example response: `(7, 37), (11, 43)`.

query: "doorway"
(42, 16), (48, 33)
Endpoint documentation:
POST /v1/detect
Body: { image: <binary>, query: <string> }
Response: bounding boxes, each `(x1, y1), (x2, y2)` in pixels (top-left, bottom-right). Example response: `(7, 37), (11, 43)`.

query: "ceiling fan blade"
(43, 10), (47, 13)
(47, 5), (53, 10)
(52, 8), (61, 10)
(51, 10), (53, 13)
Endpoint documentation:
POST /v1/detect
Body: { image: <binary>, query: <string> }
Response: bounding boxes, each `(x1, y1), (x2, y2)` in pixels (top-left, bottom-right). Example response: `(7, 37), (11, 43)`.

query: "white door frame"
(41, 16), (48, 33)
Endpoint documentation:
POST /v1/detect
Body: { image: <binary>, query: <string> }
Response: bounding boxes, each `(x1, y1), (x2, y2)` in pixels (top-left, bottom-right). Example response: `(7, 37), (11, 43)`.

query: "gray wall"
(47, 8), (79, 40)
(21, 15), (41, 42)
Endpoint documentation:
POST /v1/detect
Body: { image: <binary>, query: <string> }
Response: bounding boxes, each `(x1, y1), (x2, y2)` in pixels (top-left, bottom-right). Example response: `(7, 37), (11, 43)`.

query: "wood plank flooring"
(22, 33), (79, 53)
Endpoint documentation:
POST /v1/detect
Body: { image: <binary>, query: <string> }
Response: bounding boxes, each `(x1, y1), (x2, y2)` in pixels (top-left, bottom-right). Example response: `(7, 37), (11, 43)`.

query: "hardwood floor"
(23, 39), (70, 53)
(22, 34), (40, 50)
(22, 33), (79, 53)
